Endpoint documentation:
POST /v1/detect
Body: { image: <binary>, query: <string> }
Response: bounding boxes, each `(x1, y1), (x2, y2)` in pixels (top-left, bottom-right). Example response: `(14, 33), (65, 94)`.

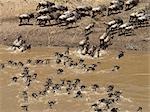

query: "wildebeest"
(117, 51), (124, 59)
(48, 101), (56, 109)
(79, 36), (89, 50)
(137, 106), (142, 112)
(57, 68), (64, 74)
(125, 0), (139, 10)
(118, 22), (131, 35)
(124, 25), (135, 36)
(107, 0), (124, 16)
(19, 13), (34, 25)
(87, 45), (97, 57)
(112, 65), (120, 71)
(37, 15), (51, 25)
(21, 105), (28, 111)
(12, 36), (25, 50)
(107, 85), (114, 92)
(85, 22), (95, 33)
(74, 90), (82, 98)
(105, 17), (123, 33)
(72, 10), (81, 20)
(99, 32), (111, 50)
(86, 64), (97, 71)
(32, 92), (38, 99)
(65, 16), (78, 26)
(129, 10), (145, 23)
(36, 6), (59, 17)
(99, 33), (107, 48)
(91, 84), (99, 91)
(0, 63), (5, 70)
(107, 23), (120, 34)
(111, 107), (119, 112)
(19, 44), (31, 52)
(103, 35), (112, 49)
(76, 6), (92, 12)
(53, 5), (68, 12)
(76, 6), (92, 17)
(91, 103), (98, 109)
(11, 76), (18, 82)
(58, 11), (74, 23)
(91, 5), (107, 17)
(136, 14), (149, 27)
(94, 108), (102, 112)
(36, 8), (50, 16)
(36, 1), (55, 10)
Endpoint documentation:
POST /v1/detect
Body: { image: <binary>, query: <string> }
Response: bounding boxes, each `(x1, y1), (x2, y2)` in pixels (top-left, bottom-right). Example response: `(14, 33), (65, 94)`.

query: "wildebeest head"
(29, 13), (34, 18)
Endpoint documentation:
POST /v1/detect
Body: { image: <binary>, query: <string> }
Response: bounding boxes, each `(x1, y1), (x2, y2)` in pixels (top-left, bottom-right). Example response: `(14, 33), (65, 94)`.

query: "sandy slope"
(0, 0), (150, 51)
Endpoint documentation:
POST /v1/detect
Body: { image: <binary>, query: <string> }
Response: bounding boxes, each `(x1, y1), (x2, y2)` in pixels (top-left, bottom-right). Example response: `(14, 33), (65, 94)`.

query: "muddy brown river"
(0, 45), (149, 112)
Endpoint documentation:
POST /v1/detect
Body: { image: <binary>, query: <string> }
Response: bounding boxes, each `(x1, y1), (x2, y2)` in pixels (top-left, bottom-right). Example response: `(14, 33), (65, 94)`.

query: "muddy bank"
(1, 20), (150, 51)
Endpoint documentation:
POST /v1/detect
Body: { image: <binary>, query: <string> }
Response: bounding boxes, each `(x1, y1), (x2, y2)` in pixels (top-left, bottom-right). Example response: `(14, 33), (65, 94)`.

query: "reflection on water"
(0, 45), (149, 112)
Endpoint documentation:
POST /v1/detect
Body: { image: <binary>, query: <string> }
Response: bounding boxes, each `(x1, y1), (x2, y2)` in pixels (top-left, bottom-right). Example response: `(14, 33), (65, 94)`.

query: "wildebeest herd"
(1, 0), (149, 112)
(18, 0), (146, 26)
(18, 0), (150, 57)
(0, 47), (143, 112)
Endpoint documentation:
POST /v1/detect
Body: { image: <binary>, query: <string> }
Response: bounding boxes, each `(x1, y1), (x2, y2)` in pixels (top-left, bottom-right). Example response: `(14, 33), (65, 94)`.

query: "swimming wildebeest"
(0, 63), (5, 69)
(94, 108), (102, 112)
(57, 68), (64, 74)
(11, 76), (18, 82)
(112, 65), (120, 71)
(117, 51), (124, 59)
(91, 84), (99, 91)
(19, 13), (34, 25)
(111, 108), (119, 112)
(137, 106), (142, 112)
(74, 91), (82, 98)
(48, 100), (56, 109)
(21, 105), (28, 111)
(32, 92), (38, 99)
(107, 85), (114, 92)
(80, 85), (86, 91)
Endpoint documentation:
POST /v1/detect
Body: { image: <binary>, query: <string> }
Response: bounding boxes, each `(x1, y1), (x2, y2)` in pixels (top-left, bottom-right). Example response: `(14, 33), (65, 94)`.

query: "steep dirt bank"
(0, 0), (150, 51)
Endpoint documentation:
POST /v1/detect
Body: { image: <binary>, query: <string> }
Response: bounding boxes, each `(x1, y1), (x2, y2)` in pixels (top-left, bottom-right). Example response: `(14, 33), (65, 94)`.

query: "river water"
(0, 45), (149, 112)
